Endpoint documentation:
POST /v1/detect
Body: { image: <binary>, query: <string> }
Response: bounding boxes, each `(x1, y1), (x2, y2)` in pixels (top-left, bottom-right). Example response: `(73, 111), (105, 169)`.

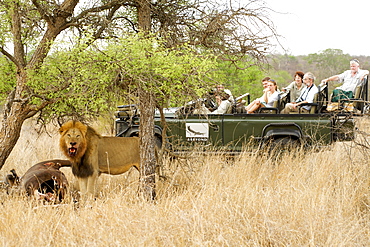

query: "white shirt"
(337, 69), (368, 92)
(297, 84), (319, 111)
(264, 91), (280, 107)
(209, 100), (231, 114)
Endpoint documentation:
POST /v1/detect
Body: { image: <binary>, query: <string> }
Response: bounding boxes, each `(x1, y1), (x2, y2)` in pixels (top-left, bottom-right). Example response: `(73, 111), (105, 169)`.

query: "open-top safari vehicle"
(114, 77), (368, 152)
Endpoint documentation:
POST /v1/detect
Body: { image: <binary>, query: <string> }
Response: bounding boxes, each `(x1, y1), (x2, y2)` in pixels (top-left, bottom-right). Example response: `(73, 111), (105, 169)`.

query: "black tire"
(155, 136), (163, 149)
(269, 137), (300, 153)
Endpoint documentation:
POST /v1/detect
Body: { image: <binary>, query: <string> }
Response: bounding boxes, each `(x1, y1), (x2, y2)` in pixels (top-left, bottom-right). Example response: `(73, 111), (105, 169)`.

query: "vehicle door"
(170, 114), (224, 151)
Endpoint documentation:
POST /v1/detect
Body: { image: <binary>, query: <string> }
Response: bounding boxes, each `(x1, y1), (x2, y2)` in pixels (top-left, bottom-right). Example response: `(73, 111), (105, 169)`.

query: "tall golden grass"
(0, 118), (369, 246)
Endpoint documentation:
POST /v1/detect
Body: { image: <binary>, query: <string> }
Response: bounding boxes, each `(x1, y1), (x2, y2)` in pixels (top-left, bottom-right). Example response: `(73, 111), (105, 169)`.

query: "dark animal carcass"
(19, 160), (71, 202)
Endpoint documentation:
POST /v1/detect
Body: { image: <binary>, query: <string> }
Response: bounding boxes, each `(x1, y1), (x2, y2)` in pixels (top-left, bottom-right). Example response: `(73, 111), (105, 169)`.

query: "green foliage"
(204, 60), (294, 101)
(104, 34), (217, 107)
(304, 49), (351, 79)
(269, 54), (304, 76)
(26, 43), (121, 121)
(209, 61), (264, 100)
(267, 70), (292, 90)
(0, 56), (16, 102)
(0, 0), (46, 51)
(0, 3), (11, 46)
(23, 34), (218, 121)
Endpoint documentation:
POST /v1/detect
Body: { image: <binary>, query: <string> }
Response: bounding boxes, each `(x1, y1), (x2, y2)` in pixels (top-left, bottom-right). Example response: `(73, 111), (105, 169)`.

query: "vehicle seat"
(328, 76), (368, 112)
(297, 92), (319, 114)
(226, 103), (233, 114)
(316, 83), (329, 112)
(345, 76), (368, 112)
(277, 91), (289, 112)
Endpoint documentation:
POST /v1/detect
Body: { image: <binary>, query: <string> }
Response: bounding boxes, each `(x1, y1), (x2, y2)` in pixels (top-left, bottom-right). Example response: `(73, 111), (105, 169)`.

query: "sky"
(264, 0), (370, 56)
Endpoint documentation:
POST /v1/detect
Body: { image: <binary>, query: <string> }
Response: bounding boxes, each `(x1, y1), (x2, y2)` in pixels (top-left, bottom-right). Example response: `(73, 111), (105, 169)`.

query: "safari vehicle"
(115, 77), (368, 153)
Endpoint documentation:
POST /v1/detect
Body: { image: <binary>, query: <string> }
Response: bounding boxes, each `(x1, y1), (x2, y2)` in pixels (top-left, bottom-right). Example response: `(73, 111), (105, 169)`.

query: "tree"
(0, 0), (80, 169)
(304, 49), (351, 80)
(0, 0), (278, 200)
(209, 60), (263, 99)
(0, 0), (138, 170)
(130, 0), (279, 200)
(103, 36), (215, 199)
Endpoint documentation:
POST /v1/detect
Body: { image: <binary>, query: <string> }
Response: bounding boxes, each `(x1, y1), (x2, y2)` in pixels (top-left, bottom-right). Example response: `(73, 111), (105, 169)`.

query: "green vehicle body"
(115, 107), (355, 152)
(165, 114), (333, 151)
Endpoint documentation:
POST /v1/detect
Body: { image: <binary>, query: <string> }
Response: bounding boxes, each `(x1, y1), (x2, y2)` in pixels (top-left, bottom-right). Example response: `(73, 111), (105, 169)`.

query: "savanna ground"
(0, 117), (369, 246)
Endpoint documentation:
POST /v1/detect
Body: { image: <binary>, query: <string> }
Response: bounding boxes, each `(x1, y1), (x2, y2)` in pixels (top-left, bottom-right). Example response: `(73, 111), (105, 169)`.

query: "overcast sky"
(264, 0), (370, 56)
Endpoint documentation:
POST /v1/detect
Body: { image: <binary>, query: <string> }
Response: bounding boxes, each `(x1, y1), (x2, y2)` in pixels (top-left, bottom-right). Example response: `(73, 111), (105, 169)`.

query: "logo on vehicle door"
(186, 123), (209, 142)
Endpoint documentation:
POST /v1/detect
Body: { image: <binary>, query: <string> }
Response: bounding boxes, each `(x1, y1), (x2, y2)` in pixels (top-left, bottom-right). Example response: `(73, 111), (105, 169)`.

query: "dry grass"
(0, 118), (369, 246)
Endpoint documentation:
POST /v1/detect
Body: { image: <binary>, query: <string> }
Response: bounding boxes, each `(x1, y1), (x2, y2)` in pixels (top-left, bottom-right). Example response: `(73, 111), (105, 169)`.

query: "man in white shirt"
(281, 72), (319, 114)
(321, 59), (369, 102)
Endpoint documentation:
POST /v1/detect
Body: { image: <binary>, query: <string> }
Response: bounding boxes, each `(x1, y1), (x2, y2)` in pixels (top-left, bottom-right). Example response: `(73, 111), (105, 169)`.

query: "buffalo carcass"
(4, 160), (71, 202)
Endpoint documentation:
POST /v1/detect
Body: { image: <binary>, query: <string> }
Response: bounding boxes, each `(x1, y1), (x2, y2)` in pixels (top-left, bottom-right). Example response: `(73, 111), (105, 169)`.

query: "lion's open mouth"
(68, 147), (77, 157)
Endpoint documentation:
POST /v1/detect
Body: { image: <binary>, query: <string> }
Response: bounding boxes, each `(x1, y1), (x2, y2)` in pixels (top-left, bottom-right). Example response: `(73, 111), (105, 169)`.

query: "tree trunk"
(138, 88), (156, 201)
(0, 118), (25, 170)
(137, 0), (152, 33)
(0, 71), (33, 169)
(136, 0), (155, 201)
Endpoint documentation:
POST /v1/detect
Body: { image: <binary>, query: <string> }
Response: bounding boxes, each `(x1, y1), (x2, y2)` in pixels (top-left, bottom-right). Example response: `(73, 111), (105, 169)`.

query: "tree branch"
(31, 0), (53, 25)
(0, 47), (20, 68)
(10, 2), (26, 68)
(86, 4), (121, 45)
(72, 1), (137, 23)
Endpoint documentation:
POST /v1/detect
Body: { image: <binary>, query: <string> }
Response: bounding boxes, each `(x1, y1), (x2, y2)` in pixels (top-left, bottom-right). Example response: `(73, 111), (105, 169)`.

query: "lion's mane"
(59, 120), (101, 178)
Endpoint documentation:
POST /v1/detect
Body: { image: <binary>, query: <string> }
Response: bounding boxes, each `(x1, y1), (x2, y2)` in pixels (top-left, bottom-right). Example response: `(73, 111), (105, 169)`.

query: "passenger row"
(199, 59), (368, 115)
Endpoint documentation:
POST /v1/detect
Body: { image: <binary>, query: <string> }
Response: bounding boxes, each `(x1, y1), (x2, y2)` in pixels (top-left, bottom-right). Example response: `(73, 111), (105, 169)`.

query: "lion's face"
(59, 121), (88, 160)
(63, 128), (85, 157)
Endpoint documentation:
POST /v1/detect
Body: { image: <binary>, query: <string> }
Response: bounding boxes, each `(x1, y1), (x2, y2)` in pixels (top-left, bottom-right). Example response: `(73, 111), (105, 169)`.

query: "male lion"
(59, 120), (140, 195)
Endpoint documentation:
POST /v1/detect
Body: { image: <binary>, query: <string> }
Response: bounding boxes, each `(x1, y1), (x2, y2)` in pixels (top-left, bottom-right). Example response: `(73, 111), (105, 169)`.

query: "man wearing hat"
(321, 59), (369, 102)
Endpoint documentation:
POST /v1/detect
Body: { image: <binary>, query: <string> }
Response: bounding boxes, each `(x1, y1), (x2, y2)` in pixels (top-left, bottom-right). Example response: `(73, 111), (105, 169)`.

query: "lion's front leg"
(86, 172), (98, 196)
(77, 174), (97, 196)
(77, 177), (89, 195)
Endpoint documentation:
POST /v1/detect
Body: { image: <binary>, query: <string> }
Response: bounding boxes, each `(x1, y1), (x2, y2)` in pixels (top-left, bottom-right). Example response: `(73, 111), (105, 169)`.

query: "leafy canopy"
(104, 34), (217, 107)
(22, 34), (217, 121)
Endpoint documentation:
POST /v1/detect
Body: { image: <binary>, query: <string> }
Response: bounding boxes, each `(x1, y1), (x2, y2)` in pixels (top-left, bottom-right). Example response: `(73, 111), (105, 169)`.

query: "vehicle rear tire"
(269, 137), (300, 153)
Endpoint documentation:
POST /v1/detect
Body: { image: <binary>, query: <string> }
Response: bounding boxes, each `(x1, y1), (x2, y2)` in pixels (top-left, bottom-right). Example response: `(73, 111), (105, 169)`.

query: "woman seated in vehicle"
(245, 79), (279, 113)
(282, 71), (306, 102)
